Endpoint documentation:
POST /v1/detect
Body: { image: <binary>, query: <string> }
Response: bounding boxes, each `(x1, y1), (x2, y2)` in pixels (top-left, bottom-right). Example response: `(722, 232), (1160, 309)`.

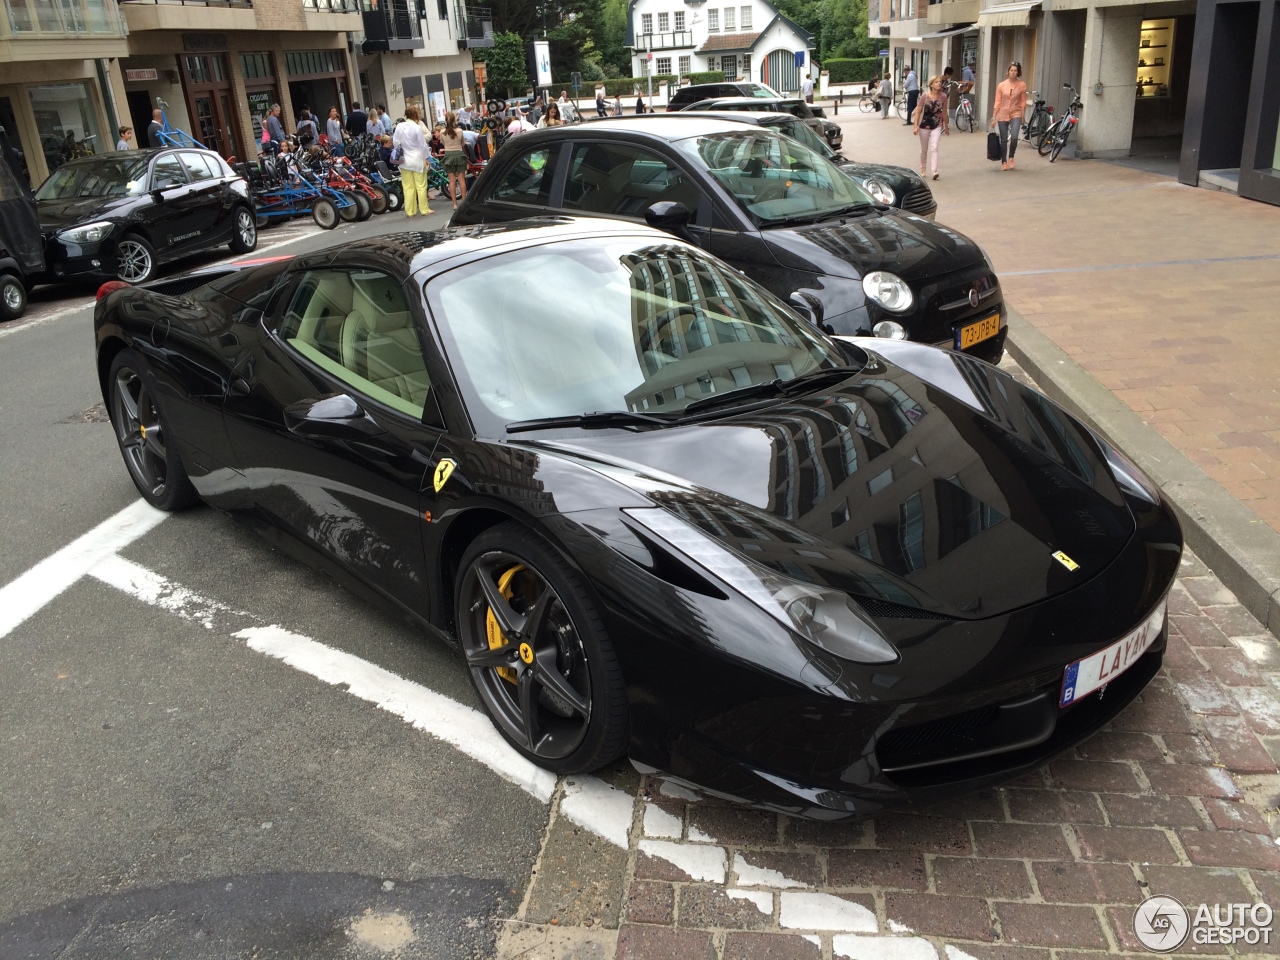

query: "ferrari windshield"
(677, 131), (873, 224)
(426, 238), (848, 435)
(35, 156), (150, 200)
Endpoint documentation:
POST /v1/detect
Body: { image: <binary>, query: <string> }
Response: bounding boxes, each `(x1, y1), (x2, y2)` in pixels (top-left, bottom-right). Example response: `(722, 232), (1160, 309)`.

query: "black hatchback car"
(452, 116), (1005, 361)
(626, 110), (937, 220)
(685, 96), (844, 151)
(666, 82), (781, 112)
(36, 148), (257, 286)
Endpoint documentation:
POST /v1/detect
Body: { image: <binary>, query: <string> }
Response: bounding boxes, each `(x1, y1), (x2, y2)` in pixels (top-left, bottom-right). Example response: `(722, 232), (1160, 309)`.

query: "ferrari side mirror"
(284, 393), (387, 440)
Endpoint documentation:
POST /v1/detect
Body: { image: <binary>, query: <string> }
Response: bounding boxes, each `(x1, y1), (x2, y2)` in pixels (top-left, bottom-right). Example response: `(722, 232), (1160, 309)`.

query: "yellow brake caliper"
(485, 565), (524, 685)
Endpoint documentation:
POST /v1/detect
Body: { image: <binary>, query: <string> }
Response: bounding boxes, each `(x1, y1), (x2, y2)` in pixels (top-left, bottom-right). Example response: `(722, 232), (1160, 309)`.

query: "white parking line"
(0, 500), (168, 640)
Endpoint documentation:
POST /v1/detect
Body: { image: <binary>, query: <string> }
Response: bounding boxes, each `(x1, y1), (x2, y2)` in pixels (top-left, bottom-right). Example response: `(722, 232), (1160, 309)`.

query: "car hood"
(536, 344), (1134, 620)
(37, 196), (130, 233)
(765, 211), (984, 282)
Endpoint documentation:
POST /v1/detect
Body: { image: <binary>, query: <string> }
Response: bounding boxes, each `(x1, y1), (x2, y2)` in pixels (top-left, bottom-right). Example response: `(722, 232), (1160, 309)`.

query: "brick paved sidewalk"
(824, 110), (1280, 537)
(501, 543), (1280, 960)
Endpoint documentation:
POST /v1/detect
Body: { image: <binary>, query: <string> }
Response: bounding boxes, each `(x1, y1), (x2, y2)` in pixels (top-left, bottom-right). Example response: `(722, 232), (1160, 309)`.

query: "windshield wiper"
(506, 410), (678, 434)
(683, 366), (860, 415)
(785, 202), (882, 225)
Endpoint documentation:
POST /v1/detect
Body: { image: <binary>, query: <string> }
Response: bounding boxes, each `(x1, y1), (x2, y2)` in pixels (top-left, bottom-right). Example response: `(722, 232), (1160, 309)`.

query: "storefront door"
(181, 55), (244, 161)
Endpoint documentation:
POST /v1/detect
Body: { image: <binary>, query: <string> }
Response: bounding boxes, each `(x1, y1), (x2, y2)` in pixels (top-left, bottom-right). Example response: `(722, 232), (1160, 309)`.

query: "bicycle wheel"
(1050, 124), (1072, 163)
(859, 96), (875, 114)
(1026, 111), (1049, 143)
(954, 106), (973, 133)
(1037, 122), (1059, 156)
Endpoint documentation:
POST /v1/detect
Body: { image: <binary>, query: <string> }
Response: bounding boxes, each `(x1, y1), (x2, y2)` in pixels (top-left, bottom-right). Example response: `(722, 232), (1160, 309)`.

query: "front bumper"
(576, 491), (1181, 820)
(39, 234), (118, 281)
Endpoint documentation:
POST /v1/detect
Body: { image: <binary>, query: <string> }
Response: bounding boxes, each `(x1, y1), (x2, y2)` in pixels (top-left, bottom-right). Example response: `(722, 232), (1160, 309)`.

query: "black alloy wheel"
(229, 207), (258, 254)
(0, 274), (26, 321)
(456, 523), (627, 774)
(115, 234), (157, 284)
(106, 349), (199, 511)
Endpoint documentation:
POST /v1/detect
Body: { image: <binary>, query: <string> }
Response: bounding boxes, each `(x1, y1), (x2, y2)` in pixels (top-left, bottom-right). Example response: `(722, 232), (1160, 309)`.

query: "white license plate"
(1060, 599), (1166, 707)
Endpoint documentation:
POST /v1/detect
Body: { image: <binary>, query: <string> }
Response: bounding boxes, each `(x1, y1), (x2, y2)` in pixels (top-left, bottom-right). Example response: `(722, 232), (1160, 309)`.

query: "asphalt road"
(0, 208), (555, 959)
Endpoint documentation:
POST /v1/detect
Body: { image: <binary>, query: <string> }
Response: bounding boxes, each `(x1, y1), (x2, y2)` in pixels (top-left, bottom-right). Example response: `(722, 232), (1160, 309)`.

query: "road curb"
(1005, 307), (1280, 638)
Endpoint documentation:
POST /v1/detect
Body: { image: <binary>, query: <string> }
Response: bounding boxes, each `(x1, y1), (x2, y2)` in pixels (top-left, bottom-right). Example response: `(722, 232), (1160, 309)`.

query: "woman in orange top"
(989, 62), (1028, 170)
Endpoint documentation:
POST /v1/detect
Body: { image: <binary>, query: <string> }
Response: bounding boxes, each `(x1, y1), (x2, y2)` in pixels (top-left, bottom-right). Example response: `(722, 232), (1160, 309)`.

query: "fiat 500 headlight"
(58, 221), (114, 244)
(862, 271), (914, 314)
(624, 507), (899, 664)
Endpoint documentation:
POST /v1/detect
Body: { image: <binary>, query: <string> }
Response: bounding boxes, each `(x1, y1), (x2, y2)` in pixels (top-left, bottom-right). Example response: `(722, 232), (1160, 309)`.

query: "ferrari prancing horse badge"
(433, 458), (457, 493)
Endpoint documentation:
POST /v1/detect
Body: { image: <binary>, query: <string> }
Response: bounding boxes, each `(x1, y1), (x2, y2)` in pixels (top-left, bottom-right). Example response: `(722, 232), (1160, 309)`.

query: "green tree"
(481, 31), (532, 96)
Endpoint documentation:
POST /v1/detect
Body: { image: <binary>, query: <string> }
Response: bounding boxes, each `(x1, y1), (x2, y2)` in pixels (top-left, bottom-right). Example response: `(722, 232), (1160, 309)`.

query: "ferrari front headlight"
(624, 507), (899, 664)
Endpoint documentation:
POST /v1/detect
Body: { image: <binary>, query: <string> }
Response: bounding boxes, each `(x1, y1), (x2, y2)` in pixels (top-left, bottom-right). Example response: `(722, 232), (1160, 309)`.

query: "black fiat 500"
(452, 116), (1004, 362)
(36, 148), (258, 286)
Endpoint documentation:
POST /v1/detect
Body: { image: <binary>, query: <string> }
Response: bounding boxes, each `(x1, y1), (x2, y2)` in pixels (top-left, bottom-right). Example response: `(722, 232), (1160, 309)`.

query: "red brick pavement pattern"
(604, 549), (1280, 959)
(830, 111), (1280, 534)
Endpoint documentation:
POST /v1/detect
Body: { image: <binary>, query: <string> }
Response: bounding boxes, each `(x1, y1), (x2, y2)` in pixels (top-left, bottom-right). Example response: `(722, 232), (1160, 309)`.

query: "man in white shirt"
(801, 73), (815, 104)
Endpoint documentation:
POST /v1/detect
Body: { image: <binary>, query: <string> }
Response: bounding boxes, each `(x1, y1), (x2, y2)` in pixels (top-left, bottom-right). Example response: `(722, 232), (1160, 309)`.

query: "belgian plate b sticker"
(432, 458), (457, 493)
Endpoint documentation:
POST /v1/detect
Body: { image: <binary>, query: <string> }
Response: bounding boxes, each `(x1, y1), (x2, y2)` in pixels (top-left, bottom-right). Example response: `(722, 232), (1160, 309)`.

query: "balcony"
(303, 0), (360, 29)
(2, 0), (128, 57)
(634, 30), (695, 51)
(120, 0), (256, 33)
(927, 0), (980, 24)
(456, 4), (492, 49)
(362, 0), (422, 51)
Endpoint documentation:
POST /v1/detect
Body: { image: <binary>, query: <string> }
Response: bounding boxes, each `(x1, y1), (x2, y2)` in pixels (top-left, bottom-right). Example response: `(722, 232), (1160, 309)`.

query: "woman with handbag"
(912, 76), (949, 180)
(393, 105), (432, 217)
(990, 62), (1028, 170)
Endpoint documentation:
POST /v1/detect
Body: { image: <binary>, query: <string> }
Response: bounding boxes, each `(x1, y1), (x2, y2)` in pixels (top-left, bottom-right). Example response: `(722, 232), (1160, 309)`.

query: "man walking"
(596, 88), (607, 117)
(801, 73), (815, 104)
(903, 66), (919, 125)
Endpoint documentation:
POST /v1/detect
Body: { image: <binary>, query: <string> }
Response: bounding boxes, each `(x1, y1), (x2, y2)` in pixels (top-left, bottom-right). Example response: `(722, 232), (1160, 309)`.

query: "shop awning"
(977, 1), (1042, 28)
(908, 24), (977, 42)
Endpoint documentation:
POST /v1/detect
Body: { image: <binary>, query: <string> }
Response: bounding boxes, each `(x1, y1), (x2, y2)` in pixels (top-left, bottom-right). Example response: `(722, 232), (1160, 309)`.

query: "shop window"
(1136, 19), (1175, 99)
(437, 0), (447, 19)
(28, 81), (105, 173)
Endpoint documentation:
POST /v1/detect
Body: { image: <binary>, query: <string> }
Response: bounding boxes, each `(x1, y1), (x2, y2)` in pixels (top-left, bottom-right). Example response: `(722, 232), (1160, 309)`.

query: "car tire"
(456, 522), (628, 775)
(115, 234), (157, 284)
(228, 206), (258, 254)
(312, 197), (339, 230)
(367, 185), (389, 215)
(106, 348), (199, 512)
(0, 273), (26, 321)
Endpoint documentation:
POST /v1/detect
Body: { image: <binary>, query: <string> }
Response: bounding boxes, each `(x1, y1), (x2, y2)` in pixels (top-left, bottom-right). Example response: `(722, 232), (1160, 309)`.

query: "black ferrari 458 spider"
(94, 218), (1182, 819)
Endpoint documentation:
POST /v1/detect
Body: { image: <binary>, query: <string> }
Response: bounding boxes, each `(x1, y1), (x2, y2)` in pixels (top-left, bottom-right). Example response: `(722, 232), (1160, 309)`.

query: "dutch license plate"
(1060, 599), (1166, 707)
(956, 314), (1001, 350)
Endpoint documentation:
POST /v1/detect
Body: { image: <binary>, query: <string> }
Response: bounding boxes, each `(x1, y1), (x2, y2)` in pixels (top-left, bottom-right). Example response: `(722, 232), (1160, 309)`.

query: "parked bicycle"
(1038, 84), (1083, 162)
(952, 84), (976, 133)
(1022, 91), (1052, 144)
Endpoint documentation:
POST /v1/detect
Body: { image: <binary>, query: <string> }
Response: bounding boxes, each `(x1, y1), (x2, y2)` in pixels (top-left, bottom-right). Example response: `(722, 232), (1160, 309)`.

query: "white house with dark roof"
(626, 1), (815, 95)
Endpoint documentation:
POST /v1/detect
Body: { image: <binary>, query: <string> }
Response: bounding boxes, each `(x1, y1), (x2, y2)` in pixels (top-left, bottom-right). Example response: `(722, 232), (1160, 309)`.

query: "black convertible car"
(452, 117), (1004, 362)
(95, 220), (1181, 818)
(37, 148), (257, 285)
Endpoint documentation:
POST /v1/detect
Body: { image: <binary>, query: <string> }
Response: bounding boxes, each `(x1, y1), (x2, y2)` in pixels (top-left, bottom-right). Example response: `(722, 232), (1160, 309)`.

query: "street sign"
(878, 49), (890, 57)
(534, 40), (552, 86)
(571, 71), (582, 93)
(474, 62), (487, 83)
